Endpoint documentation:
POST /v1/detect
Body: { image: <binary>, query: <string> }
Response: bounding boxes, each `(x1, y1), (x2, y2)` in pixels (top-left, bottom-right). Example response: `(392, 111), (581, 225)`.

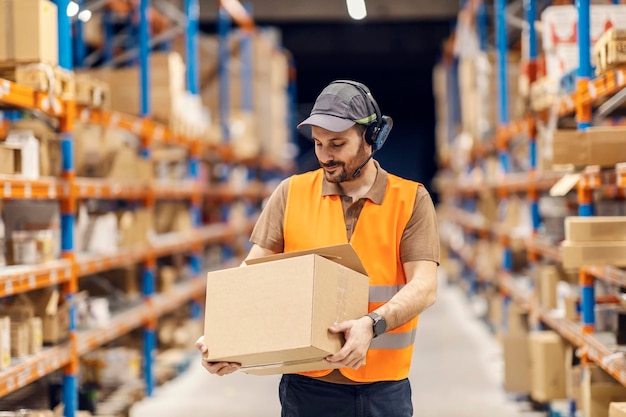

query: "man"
(196, 80), (439, 417)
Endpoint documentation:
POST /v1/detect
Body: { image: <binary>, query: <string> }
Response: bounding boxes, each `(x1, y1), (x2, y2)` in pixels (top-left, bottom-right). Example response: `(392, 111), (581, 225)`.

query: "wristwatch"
(367, 312), (387, 338)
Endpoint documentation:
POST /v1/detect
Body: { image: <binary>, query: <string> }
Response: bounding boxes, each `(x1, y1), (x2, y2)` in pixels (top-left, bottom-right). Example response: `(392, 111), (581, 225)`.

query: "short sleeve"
(399, 186), (440, 265)
(249, 178), (290, 253)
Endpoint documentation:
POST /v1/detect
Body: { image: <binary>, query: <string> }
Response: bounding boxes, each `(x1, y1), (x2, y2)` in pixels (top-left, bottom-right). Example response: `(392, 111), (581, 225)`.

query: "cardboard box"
(529, 331), (567, 402)
(562, 241), (626, 269)
(0, 0), (58, 64)
(507, 301), (529, 337)
(10, 320), (29, 357)
(582, 365), (626, 417)
(503, 333), (531, 393)
(610, 402), (626, 417)
(0, 144), (18, 175)
(553, 128), (626, 167)
(30, 288), (69, 344)
(536, 265), (560, 309)
(204, 244), (369, 375)
(566, 217), (626, 242)
(82, 52), (185, 123)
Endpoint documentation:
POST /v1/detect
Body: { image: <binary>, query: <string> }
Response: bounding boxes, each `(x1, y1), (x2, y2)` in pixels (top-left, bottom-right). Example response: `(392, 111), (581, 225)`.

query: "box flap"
(244, 244), (368, 276)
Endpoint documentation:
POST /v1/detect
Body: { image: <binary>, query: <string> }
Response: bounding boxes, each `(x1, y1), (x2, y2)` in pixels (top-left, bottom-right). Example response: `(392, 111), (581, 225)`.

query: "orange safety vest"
(283, 168), (421, 382)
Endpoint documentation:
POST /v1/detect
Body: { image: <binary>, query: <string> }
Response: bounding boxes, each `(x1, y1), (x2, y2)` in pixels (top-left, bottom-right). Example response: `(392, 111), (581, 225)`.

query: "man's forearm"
(372, 261), (438, 331)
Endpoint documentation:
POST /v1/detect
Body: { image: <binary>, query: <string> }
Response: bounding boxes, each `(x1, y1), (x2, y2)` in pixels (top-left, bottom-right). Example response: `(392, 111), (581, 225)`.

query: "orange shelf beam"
(0, 261), (73, 297)
(0, 79), (66, 118)
(0, 176), (64, 200)
(0, 345), (72, 398)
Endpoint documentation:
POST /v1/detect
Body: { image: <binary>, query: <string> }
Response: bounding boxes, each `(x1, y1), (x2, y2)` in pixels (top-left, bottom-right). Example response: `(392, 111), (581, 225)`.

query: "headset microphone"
(352, 149), (378, 178)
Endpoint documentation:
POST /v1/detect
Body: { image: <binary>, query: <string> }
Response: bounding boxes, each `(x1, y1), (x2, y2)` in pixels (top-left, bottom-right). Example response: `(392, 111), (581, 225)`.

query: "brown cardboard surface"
(610, 402), (626, 417)
(0, 0), (58, 64)
(0, 145), (17, 175)
(566, 216), (626, 242)
(553, 127), (626, 167)
(562, 241), (626, 269)
(244, 244), (368, 276)
(529, 331), (567, 402)
(582, 366), (626, 417)
(204, 244), (369, 375)
(503, 333), (531, 393)
(507, 301), (529, 337)
(536, 265), (560, 309)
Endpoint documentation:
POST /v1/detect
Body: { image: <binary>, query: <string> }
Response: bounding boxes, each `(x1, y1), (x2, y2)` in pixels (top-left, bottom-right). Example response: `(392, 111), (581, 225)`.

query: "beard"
(319, 140), (369, 184)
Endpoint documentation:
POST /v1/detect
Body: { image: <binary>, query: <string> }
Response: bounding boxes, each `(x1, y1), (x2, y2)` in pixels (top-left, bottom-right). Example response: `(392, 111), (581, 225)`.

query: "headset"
(330, 80), (394, 152)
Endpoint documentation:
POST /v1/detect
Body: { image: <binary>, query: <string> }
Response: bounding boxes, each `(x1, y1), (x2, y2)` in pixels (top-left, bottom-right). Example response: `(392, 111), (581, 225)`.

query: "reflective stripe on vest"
(283, 169), (421, 382)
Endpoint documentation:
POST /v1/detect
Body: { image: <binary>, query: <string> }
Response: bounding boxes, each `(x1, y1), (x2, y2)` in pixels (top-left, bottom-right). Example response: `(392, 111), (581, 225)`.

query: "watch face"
(374, 317), (386, 336)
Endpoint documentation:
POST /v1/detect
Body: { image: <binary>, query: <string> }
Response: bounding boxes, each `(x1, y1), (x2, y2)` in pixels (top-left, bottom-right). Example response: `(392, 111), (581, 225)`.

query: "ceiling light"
(78, 9), (92, 22)
(346, 0), (367, 20)
(67, 1), (79, 17)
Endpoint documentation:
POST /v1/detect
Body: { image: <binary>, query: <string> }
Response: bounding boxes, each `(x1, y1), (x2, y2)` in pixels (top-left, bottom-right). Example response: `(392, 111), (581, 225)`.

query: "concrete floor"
(130, 276), (538, 417)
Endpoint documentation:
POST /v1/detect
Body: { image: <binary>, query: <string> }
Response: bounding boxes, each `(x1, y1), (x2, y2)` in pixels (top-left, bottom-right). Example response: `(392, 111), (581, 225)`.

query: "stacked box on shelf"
(529, 330), (567, 402)
(198, 31), (290, 164)
(582, 365), (626, 417)
(0, 0), (58, 65)
(553, 127), (626, 168)
(502, 302), (532, 393)
(562, 216), (626, 269)
(79, 52), (185, 125)
(457, 52), (522, 143)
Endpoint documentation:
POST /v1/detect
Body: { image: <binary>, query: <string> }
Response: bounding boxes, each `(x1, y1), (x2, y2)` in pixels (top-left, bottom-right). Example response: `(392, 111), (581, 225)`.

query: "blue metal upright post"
(186, 0), (203, 320)
(55, 0), (73, 70)
(218, 6), (231, 143)
(186, 0), (200, 95)
(477, 0), (488, 52)
(576, 0), (596, 354)
(139, 0), (151, 120)
(495, 0), (514, 334)
(525, 0), (541, 233)
(138, 0), (156, 398)
(53, 1), (77, 416)
(576, 0), (592, 131)
(103, 8), (114, 64)
(496, 0), (510, 174)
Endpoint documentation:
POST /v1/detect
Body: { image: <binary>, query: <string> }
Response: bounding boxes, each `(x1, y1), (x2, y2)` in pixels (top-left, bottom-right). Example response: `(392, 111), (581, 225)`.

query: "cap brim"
(297, 114), (355, 132)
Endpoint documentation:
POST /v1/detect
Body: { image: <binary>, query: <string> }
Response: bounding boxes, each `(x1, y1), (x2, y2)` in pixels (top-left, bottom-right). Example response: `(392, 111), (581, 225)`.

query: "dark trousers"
(279, 374), (413, 417)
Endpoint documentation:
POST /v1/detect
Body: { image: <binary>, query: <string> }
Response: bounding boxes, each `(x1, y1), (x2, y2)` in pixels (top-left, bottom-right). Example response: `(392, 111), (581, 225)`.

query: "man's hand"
(195, 336), (241, 376)
(324, 316), (374, 369)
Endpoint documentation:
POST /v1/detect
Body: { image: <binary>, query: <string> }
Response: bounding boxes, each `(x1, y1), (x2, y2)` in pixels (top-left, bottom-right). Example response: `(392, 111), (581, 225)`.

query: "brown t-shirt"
(249, 161), (439, 384)
(250, 161), (440, 265)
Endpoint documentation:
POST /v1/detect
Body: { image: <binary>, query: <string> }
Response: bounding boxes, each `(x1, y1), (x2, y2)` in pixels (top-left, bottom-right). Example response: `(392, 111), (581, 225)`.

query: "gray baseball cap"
(297, 80), (377, 133)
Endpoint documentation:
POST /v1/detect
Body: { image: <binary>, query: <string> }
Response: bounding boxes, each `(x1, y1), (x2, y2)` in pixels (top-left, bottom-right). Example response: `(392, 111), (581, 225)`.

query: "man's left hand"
(324, 316), (374, 369)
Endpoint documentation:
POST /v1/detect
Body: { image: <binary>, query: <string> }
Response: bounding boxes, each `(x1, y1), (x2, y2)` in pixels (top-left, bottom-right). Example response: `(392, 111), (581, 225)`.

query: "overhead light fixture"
(346, 0), (367, 20)
(67, 1), (79, 17)
(78, 9), (92, 22)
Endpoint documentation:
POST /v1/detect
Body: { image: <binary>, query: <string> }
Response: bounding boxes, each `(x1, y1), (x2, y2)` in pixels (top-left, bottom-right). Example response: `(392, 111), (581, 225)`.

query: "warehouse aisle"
(130, 275), (532, 417)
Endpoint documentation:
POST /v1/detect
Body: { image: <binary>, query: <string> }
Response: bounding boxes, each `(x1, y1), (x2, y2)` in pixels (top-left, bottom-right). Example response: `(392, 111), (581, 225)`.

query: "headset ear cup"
(365, 124), (377, 146)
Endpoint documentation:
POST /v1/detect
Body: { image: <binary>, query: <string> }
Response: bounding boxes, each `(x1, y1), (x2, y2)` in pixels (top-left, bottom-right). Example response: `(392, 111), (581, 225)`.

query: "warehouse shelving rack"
(438, 0), (626, 406)
(0, 1), (290, 416)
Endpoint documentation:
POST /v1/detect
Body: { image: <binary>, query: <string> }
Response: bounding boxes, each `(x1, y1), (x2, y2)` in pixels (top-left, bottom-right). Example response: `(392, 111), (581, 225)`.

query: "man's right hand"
(195, 336), (241, 376)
